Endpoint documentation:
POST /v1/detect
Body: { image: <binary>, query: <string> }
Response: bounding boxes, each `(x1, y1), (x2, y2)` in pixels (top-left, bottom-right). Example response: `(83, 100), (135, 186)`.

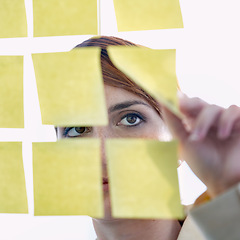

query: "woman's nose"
(95, 126), (113, 139)
(100, 138), (107, 167)
(95, 127), (112, 167)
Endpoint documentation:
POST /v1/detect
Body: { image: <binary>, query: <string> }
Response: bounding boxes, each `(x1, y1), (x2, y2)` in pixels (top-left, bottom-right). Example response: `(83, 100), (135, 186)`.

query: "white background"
(0, 0), (240, 239)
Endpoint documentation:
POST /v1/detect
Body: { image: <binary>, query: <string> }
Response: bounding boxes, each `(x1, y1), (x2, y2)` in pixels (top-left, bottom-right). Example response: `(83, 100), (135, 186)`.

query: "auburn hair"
(74, 36), (162, 116)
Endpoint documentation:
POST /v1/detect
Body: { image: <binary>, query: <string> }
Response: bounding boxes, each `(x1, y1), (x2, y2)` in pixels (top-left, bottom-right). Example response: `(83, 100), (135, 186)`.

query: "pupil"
(127, 115), (137, 124)
(75, 127), (85, 134)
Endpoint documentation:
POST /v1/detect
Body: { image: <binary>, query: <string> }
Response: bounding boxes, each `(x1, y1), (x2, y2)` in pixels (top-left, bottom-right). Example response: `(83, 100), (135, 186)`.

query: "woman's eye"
(118, 114), (142, 126)
(64, 127), (91, 137)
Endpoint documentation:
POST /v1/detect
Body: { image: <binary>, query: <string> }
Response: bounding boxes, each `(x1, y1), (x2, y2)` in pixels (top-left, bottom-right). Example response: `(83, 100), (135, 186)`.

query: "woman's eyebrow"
(108, 100), (150, 113)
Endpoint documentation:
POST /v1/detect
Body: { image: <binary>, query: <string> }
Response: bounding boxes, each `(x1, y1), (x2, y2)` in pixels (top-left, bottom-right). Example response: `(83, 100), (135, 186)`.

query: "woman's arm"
(163, 94), (240, 239)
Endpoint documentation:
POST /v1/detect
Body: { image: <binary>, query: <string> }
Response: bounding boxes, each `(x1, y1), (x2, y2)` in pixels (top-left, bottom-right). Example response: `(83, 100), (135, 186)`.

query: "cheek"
(139, 127), (163, 139)
(157, 125), (172, 141)
(112, 123), (165, 139)
(137, 122), (170, 140)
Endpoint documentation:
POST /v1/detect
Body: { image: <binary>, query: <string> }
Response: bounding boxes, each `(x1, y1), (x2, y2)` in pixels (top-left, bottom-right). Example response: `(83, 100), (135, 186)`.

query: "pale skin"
(164, 94), (240, 198)
(57, 85), (240, 240)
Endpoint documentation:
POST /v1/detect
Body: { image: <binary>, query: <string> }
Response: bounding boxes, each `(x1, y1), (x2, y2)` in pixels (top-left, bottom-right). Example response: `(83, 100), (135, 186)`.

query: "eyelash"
(63, 127), (91, 138)
(62, 112), (146, 137)
(118, 112), (146, 127)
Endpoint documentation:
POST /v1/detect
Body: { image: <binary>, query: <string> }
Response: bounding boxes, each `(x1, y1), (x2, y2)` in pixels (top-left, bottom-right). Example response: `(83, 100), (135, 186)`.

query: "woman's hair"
(74, 36), (162, 116)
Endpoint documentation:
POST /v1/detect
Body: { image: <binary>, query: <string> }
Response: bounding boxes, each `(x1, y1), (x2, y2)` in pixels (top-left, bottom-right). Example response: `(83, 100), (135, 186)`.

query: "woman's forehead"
(104, 84), (149, 107)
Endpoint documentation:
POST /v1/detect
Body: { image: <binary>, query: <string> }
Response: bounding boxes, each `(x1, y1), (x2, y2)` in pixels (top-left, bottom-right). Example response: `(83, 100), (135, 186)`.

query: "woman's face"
(57, 84), (168, 219)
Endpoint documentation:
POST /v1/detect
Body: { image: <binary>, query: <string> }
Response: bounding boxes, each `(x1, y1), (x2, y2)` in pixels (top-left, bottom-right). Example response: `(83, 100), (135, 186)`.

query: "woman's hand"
(163, 94), (240, 198)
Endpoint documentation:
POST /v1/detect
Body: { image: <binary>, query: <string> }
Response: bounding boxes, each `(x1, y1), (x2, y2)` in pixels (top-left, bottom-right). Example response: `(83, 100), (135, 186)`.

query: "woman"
(57, 36), (240, 239)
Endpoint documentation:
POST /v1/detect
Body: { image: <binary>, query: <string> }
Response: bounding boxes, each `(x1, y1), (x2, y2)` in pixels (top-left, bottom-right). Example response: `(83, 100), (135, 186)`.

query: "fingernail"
(189, 131), (202, 141)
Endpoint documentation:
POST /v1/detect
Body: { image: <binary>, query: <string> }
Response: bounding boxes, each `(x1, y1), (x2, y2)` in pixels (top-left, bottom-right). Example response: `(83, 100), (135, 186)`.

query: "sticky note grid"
(0, 0), (184, 218)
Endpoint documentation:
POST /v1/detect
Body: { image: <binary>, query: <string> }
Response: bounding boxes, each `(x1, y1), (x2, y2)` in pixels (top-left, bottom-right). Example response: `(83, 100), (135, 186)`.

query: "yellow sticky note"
(0, 142), (28, 213)
(106, 139), (184, 219)
(33, 139), (104, 217)
(0, 0), (27, 38)
(32, 48), (108, 126)
(33, 0), (98, 37)
(0, 56), (24, 128)
(108, 46), (181, 117)
(113, 0), (183, 32)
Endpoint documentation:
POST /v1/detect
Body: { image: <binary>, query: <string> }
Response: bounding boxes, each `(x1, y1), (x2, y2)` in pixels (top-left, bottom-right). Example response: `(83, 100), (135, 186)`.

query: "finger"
(178, 93), (207, 118)
(218, 105), (240, 139)
(162, 106), (189, 141)
(189, 104), (223, 141)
